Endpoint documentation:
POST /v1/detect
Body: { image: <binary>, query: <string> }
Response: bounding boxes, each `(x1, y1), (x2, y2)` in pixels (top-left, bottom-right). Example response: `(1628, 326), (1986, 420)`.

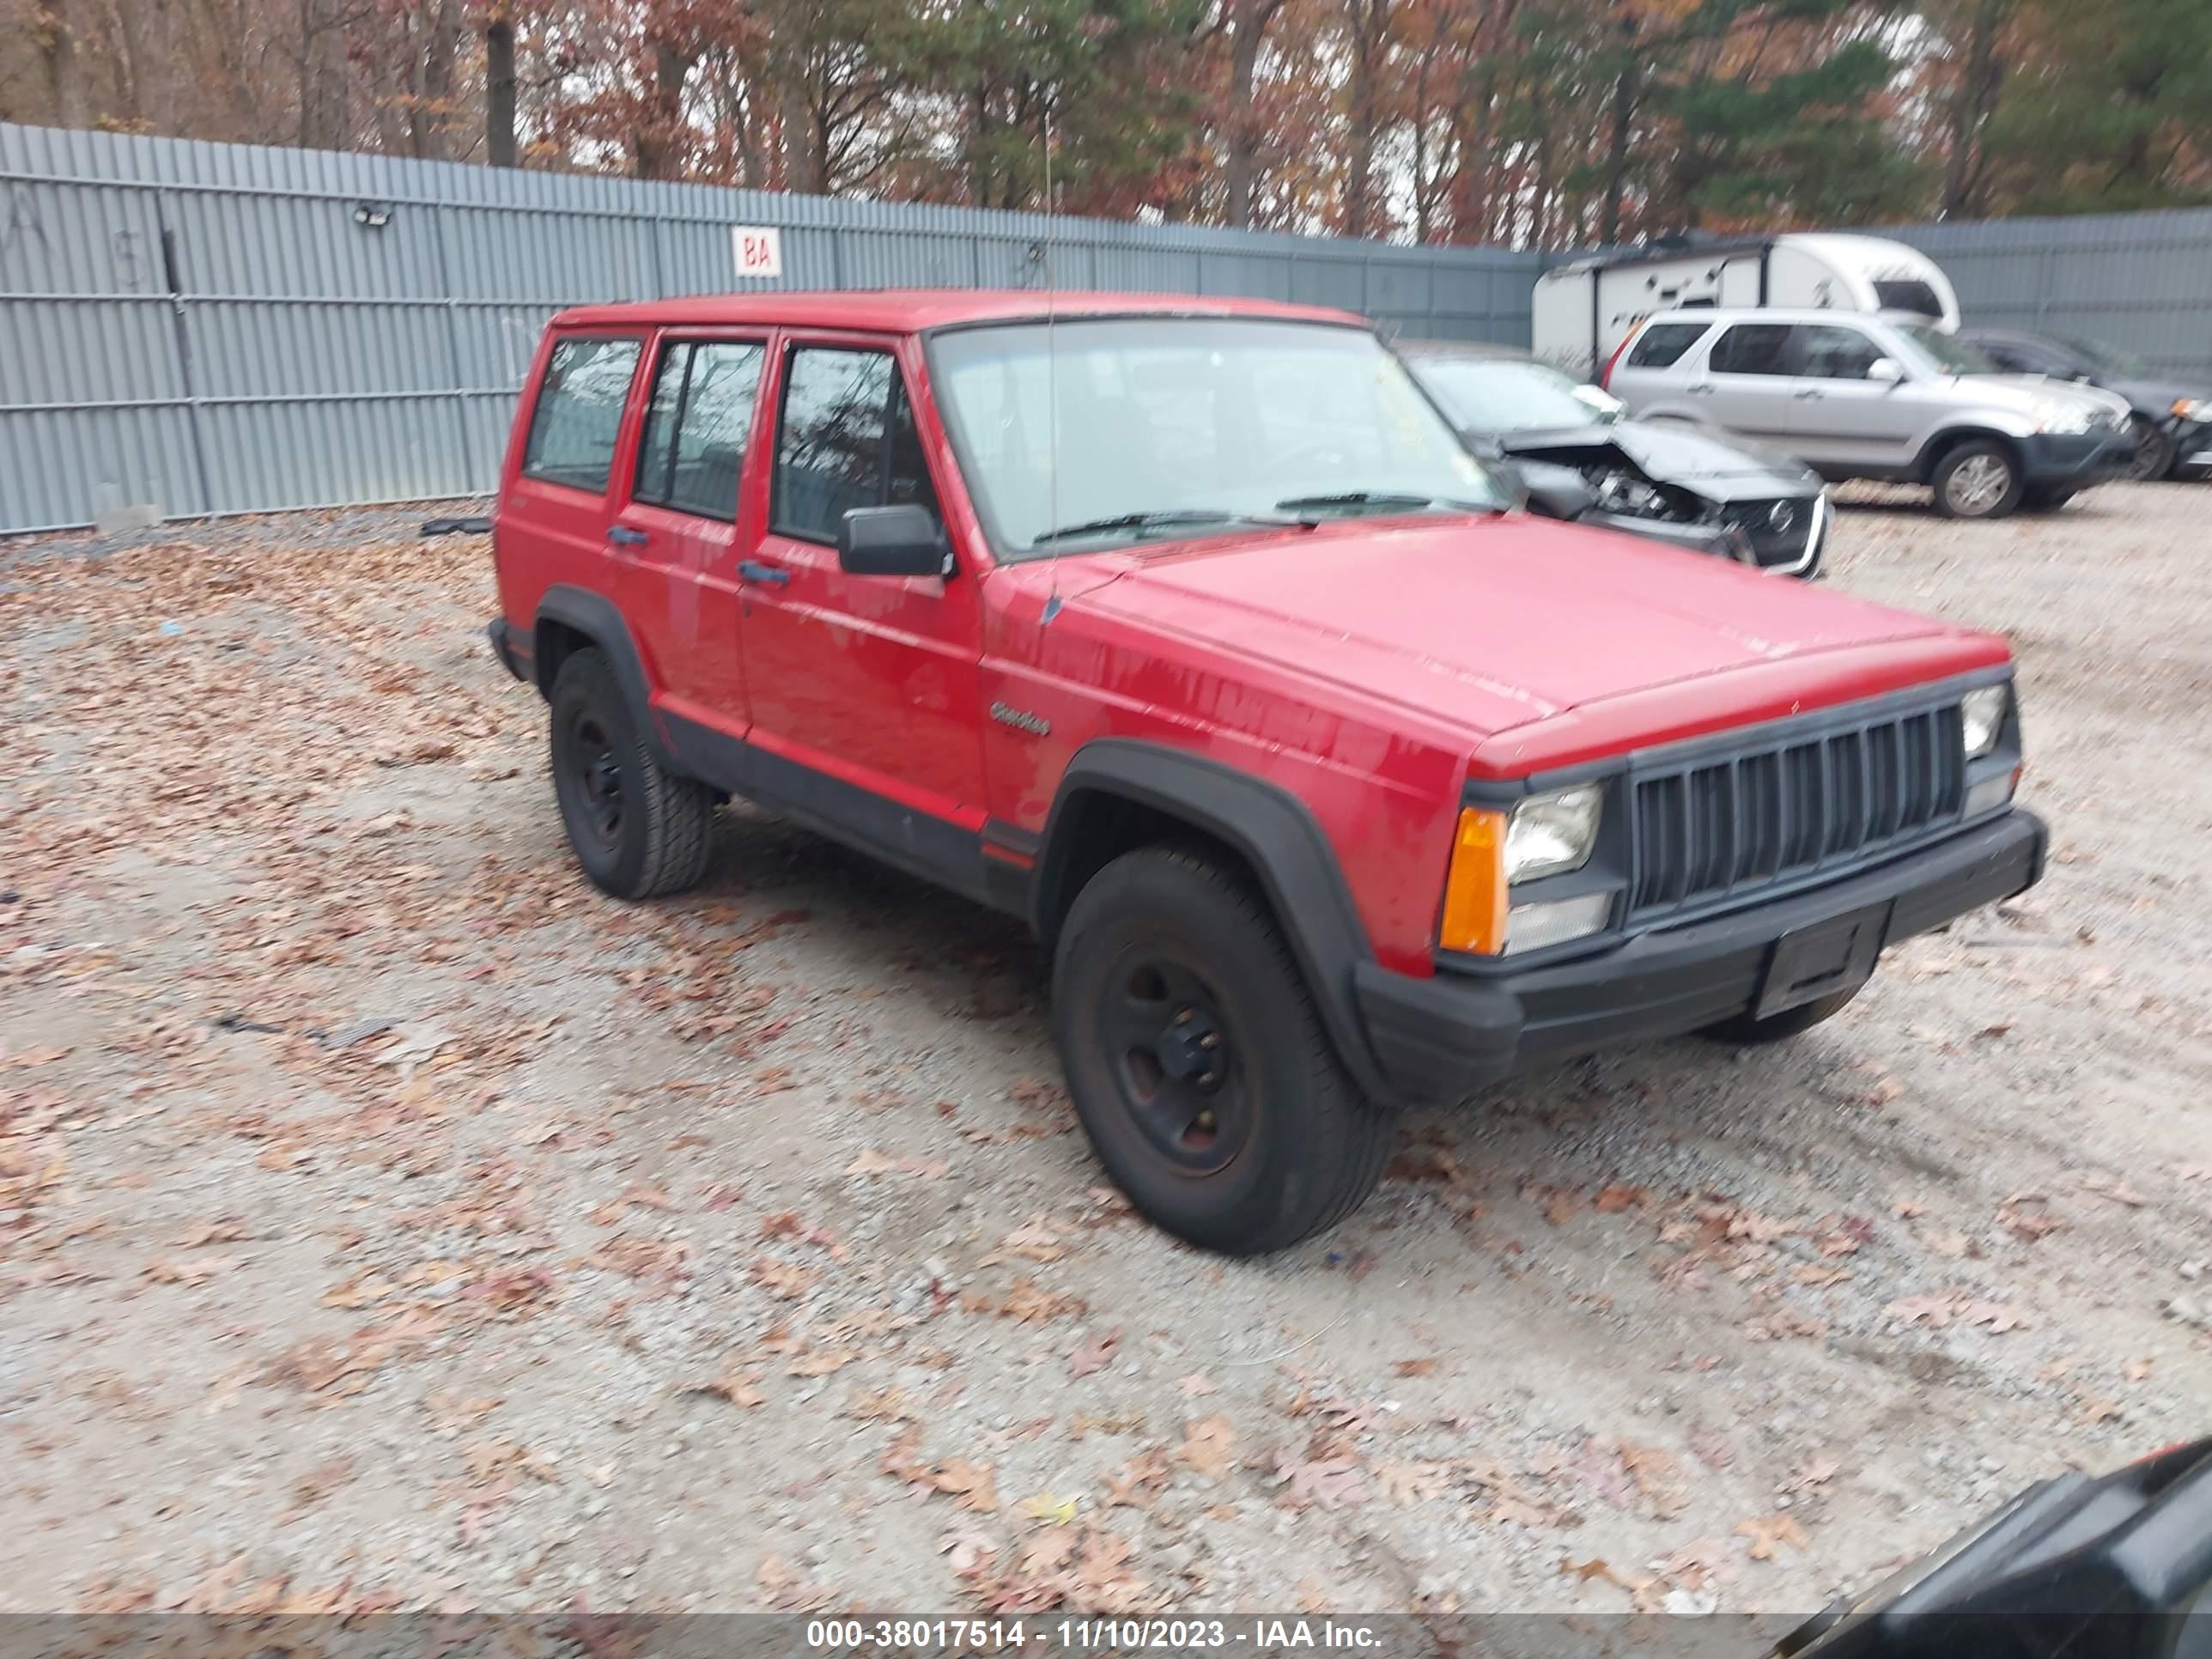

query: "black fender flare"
(1033, 738), (1407, 1108)
(532, 585), (678, 769)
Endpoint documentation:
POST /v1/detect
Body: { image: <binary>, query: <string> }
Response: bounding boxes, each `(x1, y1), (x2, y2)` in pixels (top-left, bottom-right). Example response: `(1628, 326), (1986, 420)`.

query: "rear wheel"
(2126, 416), (2176, 483)
(1932, 440), (2023, 520)
(549, 648), (717, 899)
(1051, 844), (1391, 1256)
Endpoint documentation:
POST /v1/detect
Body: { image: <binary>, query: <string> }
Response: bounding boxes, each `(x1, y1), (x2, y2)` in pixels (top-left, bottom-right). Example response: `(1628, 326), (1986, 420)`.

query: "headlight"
(2037, 403), (2095, 434)
(2175, 398), (2211, 422)
(1505, 785), (1603, 884)
(1962, 684), (2008, 758)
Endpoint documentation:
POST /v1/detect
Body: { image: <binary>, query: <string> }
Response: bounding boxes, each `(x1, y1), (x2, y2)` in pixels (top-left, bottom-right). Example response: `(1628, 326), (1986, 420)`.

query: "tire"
(1698, 985), (1861, 1047)
(548, 647), (717, 899)
(2126, 416), (2176, 483)
(2021, 486), (2075, 512)
(1051, 843), (1392, 1256)
(1931, 440), (2023, 520)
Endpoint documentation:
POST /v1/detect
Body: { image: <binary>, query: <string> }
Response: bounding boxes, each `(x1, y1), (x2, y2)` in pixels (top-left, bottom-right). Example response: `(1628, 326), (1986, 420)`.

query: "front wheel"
(2126, 416), (2177, 483)
(1051, 845), (1392, 1256)
(1932, 441), (2023, 520)
(1699, 985), (1861, 1047)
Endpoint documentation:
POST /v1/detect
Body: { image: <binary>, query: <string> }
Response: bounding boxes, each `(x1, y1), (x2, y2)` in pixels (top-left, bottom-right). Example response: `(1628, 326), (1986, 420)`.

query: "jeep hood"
(1072, 515), (1995, 737)
(1500, 418), (1816, 485)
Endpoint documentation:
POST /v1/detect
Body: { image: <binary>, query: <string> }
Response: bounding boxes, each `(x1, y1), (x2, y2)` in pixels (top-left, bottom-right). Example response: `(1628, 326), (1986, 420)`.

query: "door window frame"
(519, 331), (648, 498)
(628, 333), (772, 526)
(767, 334), (945, 548)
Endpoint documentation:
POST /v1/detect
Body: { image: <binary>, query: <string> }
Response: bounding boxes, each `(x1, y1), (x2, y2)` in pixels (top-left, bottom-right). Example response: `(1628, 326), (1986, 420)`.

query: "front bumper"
(1352, 808), (2045, 1103)
(2018, 430), (2133, 488)
(2173, 416), (2212, 472)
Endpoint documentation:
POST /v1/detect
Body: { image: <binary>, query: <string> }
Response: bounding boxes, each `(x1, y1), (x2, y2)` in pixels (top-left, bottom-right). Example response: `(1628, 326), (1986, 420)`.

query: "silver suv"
(1604, 309), (2134, 519)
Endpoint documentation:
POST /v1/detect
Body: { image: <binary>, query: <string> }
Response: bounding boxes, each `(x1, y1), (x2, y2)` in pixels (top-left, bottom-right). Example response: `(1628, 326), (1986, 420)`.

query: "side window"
(1625, 322), (1710, 369)
(1707, 324), (1794, 377)
(522, 337), (641, 493)
(1797, 325), (1886, 380)
(773, 346), (940, 542)
(634, 341), (765, 521)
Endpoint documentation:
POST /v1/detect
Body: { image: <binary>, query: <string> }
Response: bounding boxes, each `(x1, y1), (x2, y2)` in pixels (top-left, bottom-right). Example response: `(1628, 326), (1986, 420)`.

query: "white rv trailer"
(1533, 233), (1961, 380)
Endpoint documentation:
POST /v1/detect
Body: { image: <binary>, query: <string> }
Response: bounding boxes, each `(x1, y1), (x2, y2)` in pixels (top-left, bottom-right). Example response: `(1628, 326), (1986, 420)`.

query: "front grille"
(1627, 702), (1966, 919)
(1720, 498), (1814, 568)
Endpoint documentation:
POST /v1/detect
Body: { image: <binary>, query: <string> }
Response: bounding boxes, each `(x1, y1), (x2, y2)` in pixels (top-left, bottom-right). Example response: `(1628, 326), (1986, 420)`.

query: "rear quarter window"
(1625, 322), (1710, 369)
(522, 337), (642, 494)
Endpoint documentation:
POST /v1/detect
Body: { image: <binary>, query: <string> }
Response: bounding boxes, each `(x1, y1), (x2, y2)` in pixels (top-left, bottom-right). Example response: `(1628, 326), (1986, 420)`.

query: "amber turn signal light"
(1439, 806), (1509, 955)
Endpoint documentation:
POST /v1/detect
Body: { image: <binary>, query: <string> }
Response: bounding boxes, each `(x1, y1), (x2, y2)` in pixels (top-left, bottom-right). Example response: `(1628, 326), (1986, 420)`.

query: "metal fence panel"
(31, 121), (2197, 529)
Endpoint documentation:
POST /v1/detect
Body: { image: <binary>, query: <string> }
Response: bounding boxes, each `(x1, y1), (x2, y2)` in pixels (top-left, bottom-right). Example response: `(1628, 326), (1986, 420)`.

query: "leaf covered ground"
(3, 487), (2209, 1616)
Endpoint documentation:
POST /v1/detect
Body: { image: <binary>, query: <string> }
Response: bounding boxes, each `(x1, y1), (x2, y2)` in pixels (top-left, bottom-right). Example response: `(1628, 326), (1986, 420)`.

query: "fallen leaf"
(1273, 1454), (1369, 1511)
(1176, 1371), (1218, 1396)
(943, 1533), (995, 1578)
(2124, 1358), (2153, 1382)
(750, 1258), (818, 1300)
(1593, 1183), (1647, 1213)
(1020, 1492), (1079, 1526)
(1067, 1328), (1122, 1379)
(1393, 1358), (1439, 1377)
(1178, 1416), (1236, 1480)
(1737, 1513), (1810, 1561)
(1374, 1460), (1449, 1504)
(930, 1458), (1000, 1514)
(690, 1368), (765, 1408)
(784, 1348), (855, 1378)
(992, 1220), (1066, 1264)
(1103, 1449), (1171, 1508)
(1018, 1526), (1076, 1576)
(143, 1255), (240, 1286)
(2081, 1176), (2150, 1208)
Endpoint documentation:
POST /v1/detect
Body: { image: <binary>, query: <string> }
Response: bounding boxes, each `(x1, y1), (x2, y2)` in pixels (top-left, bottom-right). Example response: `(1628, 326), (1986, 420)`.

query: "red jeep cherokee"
(487, 290), (2043, 1255)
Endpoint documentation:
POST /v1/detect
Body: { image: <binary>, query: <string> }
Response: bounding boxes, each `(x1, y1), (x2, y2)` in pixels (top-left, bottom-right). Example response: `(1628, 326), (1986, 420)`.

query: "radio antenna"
(1040, 104), (1064, 627)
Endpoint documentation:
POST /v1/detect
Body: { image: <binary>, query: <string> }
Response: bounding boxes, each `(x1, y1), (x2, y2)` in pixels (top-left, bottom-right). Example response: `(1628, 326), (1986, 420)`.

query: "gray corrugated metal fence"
(0, 121), (1543, 534)
(1884, 208), (2212, 380)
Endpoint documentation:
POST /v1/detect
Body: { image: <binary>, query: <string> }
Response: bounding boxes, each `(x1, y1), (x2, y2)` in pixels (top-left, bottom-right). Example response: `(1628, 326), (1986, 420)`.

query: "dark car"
(1401, 341), (1831, 577)
(1960, 327), (2212, 482)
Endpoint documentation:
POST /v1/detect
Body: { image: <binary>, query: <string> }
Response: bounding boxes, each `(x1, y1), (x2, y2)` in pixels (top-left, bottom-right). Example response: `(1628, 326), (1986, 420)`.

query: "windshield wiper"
(1030, 508), (1303, 547)
(1274, 490), (1497, 517)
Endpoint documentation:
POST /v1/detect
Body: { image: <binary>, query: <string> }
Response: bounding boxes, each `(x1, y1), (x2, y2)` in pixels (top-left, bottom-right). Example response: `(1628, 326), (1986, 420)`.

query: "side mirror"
(837, 503), (949, 578)
(1867, 357), (1903, 386)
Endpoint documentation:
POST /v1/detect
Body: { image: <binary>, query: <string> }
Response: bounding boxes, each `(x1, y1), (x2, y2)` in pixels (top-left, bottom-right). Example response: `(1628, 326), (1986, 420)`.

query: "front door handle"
(1795, 386), (1825, 400)
(1686, 383), (1715, 396)
(738, 559), (791, 586)
(608, 525), (648, 547)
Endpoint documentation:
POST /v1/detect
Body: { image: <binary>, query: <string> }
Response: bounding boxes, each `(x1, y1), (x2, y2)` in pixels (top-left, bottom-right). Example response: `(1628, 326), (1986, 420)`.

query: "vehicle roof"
(550, 288), (1367, 334)
(1634, 307), (1933, 327)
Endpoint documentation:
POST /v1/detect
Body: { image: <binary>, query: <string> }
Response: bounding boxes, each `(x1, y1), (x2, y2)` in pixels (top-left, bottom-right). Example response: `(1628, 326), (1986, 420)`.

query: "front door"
(1694, 320), (1800, 447)
(733, 333), (991, 892)
(1788, 322), (1925, 471)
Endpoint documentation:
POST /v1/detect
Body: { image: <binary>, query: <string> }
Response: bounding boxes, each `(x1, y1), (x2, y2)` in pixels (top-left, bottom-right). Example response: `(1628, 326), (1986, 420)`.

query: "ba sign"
(732, 226), (784, 280)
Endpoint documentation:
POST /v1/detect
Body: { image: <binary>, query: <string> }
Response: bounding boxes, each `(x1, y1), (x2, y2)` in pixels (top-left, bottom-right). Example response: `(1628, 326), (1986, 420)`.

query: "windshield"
(928, 317), (1506, 557)
(1893, 321), (1997, 376)
(1408, 355), (1616, 434)
(2063, 337), (2149, 376)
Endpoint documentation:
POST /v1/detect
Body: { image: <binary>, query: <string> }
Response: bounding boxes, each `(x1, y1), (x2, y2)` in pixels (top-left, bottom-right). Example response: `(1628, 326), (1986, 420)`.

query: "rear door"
(1695, 321), (1801, 444)
(1788, 321), (1923, 469)
(606, 331), (769, 728)
(502, 332), (647, 611)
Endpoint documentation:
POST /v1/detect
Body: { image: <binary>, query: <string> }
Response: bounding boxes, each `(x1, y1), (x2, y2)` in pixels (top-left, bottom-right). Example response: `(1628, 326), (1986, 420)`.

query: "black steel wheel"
(1052, 843), (1391, 1255)
(548, 647), (718, 899)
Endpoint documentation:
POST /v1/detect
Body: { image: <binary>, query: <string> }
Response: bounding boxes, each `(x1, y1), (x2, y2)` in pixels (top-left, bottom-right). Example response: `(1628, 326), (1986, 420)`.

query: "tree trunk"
(1599, 16), (1638, 246)
(1940, 0), (2007, 217)
(1340, 0), (1388, 239)
(635, 39), (694, 179)
(778, 75), (817, 192)
(485, 16), (517, 167)
(34, 0), (79, 126)
(1224, 0), (1283, 230)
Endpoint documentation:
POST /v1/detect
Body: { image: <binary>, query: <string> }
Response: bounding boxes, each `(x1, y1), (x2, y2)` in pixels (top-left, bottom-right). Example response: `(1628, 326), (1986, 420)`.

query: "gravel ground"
(3, 482), (2209, 1621)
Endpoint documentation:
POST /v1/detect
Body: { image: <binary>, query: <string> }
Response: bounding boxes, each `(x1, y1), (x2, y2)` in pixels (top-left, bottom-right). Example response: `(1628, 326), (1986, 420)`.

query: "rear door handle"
(1686, 383), (1715, 396)
(1795, 387), (1825, 400)
(738, 559), (791, 586)
(608, 525), (648, 547)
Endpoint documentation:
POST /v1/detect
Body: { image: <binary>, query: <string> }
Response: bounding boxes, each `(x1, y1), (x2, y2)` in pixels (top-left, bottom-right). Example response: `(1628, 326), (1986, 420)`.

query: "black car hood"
(1487, 419), (1819, 497)
(2100, 376), (2212, 418)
